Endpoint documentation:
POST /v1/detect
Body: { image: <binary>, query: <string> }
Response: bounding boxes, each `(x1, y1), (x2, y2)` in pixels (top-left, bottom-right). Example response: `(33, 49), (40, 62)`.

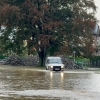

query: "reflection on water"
(45, 71), (100, 92)
(50, 72), (53, 78)
(0, 66), (100, 99)
(49, 72), (64, 89)
(61, 72), (64, 79)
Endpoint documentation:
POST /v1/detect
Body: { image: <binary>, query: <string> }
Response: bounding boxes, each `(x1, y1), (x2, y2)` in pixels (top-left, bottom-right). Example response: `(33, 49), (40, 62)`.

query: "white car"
(45, 56), (65, 71)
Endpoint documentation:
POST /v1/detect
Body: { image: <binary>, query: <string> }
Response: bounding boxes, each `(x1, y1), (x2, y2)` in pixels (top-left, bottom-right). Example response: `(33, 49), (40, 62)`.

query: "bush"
(4, 55), (39, 66)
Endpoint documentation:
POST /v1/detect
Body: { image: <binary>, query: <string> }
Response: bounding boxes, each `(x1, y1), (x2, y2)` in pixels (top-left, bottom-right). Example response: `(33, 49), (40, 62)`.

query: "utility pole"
(73, 51), (76, 62)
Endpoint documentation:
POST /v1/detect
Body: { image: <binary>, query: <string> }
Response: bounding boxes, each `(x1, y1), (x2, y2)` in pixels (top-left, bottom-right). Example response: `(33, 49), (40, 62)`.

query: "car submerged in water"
(45, 56), (65, 71)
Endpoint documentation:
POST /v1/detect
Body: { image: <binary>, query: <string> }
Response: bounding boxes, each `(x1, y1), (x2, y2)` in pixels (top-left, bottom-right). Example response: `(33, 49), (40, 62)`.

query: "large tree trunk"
(38, 47), (46, 67)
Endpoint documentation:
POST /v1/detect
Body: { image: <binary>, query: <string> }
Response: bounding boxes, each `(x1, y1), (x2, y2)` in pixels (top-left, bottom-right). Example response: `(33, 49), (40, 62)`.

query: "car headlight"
(61, 66), (64, 68)
(50, 66), (53, 68)
(49, 66), (53, 68)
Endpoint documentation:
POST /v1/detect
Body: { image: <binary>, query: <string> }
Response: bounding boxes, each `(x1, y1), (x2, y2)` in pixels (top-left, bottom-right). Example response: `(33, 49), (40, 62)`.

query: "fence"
(76, 60), (100, 67)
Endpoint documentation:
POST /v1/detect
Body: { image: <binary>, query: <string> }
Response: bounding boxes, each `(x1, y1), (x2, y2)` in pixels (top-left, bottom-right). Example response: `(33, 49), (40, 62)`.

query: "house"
(93, 23), (100, 55)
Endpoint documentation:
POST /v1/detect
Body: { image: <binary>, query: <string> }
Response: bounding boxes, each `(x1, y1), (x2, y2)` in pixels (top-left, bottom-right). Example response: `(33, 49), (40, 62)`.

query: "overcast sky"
(94, 0), (100, 25)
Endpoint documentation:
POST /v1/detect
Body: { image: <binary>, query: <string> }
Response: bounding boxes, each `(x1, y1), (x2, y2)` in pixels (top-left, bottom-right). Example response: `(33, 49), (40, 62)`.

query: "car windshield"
(48, 59), (62, 64)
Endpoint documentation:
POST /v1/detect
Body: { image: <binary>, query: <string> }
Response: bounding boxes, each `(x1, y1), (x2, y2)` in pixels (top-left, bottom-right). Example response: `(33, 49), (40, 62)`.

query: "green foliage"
(0, 55), (7, 59)
(89, 56), (100, 61)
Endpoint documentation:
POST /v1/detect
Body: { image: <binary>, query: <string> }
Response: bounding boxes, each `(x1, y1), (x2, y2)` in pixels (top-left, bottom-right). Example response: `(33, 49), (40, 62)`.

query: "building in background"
(93, 23), (100, 55)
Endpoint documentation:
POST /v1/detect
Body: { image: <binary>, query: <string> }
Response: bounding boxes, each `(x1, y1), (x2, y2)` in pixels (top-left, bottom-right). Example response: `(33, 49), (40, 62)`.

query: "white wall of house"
(93, 23), (99, 35)
(92, 23), (100, 55)
(97, 37), (100, 46)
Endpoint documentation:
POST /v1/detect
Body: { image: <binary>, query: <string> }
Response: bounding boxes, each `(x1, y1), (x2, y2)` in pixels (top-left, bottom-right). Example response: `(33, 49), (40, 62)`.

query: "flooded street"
(0, 65), (100, 100)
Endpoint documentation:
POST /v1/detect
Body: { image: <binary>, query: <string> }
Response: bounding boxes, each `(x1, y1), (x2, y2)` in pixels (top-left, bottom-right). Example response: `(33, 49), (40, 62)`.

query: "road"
(0, 65), (100, 100)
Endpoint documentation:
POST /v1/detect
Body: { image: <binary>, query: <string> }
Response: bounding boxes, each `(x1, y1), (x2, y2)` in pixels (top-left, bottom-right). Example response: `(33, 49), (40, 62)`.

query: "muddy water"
(0, 65), (100, 100)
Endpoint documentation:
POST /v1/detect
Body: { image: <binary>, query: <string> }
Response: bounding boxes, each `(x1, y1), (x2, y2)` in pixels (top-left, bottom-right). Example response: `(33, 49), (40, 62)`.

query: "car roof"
(47, 56), (61, 59)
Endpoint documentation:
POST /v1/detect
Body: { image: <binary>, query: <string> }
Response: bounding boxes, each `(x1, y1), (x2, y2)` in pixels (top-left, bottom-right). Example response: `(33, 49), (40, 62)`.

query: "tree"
(64, 0), (97, 56)
(0, 0), (97, 66)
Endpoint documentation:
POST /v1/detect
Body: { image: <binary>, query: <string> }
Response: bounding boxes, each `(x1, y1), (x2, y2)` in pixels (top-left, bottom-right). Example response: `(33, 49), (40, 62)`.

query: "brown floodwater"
(0, 65), (100, 100)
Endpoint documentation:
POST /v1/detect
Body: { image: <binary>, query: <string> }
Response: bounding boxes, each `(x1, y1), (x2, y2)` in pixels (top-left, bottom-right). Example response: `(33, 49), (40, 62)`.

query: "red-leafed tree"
(0, 0), (97, 66)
